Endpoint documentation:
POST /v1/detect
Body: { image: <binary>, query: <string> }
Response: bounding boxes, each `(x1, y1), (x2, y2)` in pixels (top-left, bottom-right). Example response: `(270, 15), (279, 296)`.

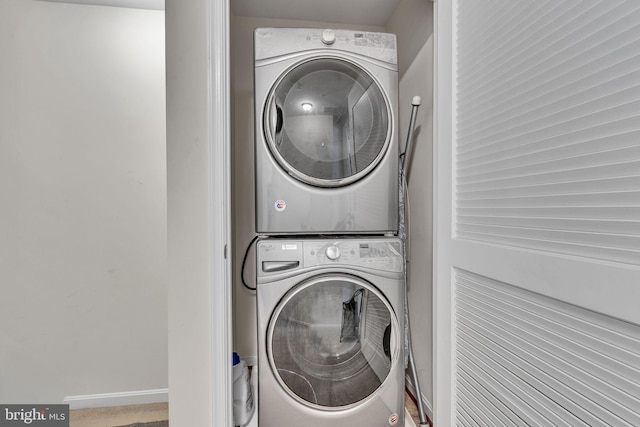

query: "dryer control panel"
(255, 27), (397, 66)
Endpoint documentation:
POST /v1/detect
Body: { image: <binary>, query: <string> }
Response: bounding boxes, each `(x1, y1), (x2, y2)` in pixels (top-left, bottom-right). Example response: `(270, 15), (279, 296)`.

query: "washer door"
(264, 57), (391, 187)
(267, 274), (399, 409)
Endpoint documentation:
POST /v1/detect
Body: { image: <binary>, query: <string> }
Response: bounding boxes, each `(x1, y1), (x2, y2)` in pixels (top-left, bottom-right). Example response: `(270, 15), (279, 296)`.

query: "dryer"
(256, 237), (405, 427)
(254, 28), (399, 235)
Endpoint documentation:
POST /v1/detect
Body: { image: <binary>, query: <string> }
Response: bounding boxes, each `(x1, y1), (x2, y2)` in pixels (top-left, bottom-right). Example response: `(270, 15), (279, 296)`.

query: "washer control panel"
(325, 245), (341, 260)
(257, 238), (404, 276)
(307, 239), (404, 272)
(321, 29), (336, 45)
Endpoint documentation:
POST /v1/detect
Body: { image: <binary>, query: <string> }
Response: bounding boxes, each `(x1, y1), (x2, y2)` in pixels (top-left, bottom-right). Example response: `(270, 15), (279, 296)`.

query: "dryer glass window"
(265, 58), (390, 187)
(268, 276), (398, 409)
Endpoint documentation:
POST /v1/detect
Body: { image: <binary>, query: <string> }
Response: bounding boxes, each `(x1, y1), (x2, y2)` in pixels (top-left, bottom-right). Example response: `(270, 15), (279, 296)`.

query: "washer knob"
(325, 245), (340, 260)
(321, 29), (336, 45)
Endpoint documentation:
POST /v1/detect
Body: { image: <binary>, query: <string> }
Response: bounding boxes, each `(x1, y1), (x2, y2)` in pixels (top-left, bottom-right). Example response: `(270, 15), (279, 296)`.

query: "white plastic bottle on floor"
(232, 352), (255, 427)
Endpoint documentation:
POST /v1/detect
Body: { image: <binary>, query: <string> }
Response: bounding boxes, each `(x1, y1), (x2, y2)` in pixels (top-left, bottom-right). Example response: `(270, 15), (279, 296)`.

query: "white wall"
(230, 14), (385, 362)
(388, 0), (434, 414)
(0, 0), (167, 404)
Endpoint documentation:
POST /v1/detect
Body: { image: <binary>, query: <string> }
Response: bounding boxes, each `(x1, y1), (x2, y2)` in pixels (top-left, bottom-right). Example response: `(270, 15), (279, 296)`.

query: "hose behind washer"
(400, 96), (430, 426)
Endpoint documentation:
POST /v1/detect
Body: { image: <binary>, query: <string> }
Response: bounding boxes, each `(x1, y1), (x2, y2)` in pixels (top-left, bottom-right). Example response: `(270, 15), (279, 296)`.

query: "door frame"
(433, 0), (455, 425)
(432, 1), (640, 425)
(210, 0), (232, 425)
(166, 0), (232, 426)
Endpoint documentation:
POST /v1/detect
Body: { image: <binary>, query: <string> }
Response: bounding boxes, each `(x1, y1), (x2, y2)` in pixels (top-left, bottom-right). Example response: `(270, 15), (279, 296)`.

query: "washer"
(254, 28), (399, 234)
(256, 237), (405, 427)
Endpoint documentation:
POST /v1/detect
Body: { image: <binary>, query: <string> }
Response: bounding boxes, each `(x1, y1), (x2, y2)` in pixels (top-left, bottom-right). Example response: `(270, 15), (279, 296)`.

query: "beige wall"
(0, 0), (167, 403)
(398, 38), (434, 411)
(389, 0), (434, 412)
(388, 0), (433, 78)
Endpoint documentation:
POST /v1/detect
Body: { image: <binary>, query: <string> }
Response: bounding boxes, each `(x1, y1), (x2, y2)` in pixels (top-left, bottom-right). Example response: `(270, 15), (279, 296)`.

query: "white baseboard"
(242, 355), (258, 367)
(405, 373), (433, 422)
(64, 388), (168, 410)
(404, 407), (417, 427)
(240, 356), (258, 366)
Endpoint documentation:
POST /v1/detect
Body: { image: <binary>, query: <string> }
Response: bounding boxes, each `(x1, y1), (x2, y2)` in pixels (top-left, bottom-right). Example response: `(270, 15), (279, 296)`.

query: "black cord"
(241, 235), (260, 291)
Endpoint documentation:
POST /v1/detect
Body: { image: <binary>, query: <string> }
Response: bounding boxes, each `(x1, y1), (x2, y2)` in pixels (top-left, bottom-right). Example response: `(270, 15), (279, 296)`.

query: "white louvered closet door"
(434, 1), (640, 426)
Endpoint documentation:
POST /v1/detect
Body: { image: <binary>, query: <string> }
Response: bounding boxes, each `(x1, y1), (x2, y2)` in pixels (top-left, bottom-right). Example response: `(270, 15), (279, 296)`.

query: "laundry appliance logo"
(274, 199), (287, 212)
(1, 405), (68, 426)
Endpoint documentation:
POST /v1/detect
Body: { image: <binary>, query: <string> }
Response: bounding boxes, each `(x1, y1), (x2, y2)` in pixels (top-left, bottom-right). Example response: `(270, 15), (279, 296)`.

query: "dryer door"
(264, 57), (391, 187)
(267, 274), (400, 409)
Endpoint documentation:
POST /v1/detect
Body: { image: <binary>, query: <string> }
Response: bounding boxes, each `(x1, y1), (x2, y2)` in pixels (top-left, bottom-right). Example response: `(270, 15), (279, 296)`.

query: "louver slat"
(455, 270), (640, 427)
(455, 0), (640, 266)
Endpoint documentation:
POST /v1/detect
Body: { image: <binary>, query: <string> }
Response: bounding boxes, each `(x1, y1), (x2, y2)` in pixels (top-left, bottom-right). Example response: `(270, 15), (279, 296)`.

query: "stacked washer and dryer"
(253, 28), (405, 427)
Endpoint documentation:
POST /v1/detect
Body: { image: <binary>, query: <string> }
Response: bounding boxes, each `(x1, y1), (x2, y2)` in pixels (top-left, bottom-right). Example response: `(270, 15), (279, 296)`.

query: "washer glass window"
(268, 275), (398, 409)
(265, 58), (390, 187)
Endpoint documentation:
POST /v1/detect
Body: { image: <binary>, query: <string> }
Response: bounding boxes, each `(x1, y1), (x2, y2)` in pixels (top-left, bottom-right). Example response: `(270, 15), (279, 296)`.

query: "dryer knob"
(321, 29), (336, 45)
(325, 245), (340, 260)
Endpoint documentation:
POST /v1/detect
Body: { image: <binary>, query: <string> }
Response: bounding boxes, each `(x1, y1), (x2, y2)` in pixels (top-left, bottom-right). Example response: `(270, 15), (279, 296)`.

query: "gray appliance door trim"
(263, 55), (392, 188)
(266, 273), (400, 411)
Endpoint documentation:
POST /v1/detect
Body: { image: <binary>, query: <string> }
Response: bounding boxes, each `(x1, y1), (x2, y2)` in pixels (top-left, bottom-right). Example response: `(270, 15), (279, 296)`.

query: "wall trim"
(64, 388), (168, 410)
(208, 0), (233, 426)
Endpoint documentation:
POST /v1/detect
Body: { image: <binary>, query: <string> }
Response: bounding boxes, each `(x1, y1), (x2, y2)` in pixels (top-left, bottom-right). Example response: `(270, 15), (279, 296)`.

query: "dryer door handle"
(275, 104), (283, 134)
(269, 103), (284, 143)
(262, 260), (299, 273)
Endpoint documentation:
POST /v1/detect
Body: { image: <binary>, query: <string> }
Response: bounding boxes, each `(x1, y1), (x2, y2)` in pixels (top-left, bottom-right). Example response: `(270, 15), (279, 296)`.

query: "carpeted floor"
(117, 422), (168, 427)
(70, 402), (168, 427)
